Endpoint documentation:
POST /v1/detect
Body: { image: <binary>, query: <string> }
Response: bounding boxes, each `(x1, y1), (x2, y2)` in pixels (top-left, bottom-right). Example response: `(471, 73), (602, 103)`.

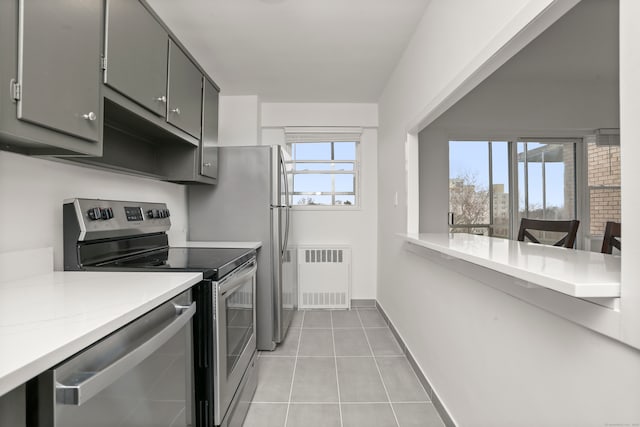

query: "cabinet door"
(167, 40), (202, 138)
(18, 0), (101, 142)
(201, 79), (219, 179)
(105, 0), (168, 117)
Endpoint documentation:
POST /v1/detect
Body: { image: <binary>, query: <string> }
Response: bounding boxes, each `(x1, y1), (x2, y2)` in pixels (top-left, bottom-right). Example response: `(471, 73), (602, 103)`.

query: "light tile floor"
(243, 308), (445, 427)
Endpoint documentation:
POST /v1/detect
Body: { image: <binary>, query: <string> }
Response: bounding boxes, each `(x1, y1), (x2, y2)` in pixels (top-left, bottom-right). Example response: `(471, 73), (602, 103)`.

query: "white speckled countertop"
(0, 248), (202, 397)
(403, 233), (620, 298)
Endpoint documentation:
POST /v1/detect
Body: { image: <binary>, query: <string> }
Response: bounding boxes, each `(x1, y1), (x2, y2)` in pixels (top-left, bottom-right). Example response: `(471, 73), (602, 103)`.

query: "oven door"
(214, 258), (257, 425)
(29, 290), (195, 427)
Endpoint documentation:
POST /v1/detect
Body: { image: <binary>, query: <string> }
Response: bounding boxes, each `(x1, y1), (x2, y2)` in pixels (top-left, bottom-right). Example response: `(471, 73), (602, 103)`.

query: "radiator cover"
(297, 246), (351, 309)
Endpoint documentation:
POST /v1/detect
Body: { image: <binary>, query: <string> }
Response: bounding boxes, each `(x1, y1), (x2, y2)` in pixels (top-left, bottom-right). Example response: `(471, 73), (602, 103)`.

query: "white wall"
(218, 95), (260, 146)
(418, 0), (619, 234)
(0, 151), (188, 269)
(619, 0), (640, 358)
(377, 0), (640, 425)
(262, 103), (379, 299)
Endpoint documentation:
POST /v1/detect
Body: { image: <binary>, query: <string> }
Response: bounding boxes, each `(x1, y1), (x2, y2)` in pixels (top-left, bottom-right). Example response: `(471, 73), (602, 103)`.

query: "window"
(448, 141), (509, 237)
(286, 131), (360, 207)
(449, 139), (578, 244)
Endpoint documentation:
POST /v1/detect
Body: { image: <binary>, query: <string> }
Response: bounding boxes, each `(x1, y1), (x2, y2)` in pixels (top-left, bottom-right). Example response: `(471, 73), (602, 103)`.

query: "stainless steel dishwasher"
(28, 290), (195, 427)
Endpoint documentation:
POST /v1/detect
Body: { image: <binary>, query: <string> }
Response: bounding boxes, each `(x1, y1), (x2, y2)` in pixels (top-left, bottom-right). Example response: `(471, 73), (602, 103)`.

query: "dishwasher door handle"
(55, 301), (196, 406)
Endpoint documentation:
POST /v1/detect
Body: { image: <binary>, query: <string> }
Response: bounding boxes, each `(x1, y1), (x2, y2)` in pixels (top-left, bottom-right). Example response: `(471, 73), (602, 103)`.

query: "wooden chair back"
(601, 221), (621, 254)
(517, 218), (580, 248)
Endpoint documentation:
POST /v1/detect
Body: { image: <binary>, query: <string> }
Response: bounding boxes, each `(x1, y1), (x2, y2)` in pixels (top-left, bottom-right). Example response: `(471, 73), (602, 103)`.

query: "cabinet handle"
(203, 163), (212, 167)
(82, 112), (97, 121)
(156, 95), (167, 103)
(170, 107), (181, 115)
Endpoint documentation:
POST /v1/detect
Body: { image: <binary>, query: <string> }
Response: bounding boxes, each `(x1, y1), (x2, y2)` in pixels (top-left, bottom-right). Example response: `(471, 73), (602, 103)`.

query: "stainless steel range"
(62, 198), (258, 427)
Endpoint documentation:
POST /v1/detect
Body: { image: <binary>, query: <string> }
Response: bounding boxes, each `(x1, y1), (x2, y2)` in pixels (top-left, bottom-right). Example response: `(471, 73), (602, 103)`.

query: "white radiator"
(297, 246), (351, 309)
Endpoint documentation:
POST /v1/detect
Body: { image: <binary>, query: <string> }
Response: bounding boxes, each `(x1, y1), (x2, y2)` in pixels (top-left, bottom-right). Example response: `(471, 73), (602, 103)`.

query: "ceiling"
(146, 0), (431, 102)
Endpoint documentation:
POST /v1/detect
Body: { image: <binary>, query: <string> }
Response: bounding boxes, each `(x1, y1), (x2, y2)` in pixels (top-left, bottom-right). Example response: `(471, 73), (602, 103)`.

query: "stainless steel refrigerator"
(188, 145), (297, 351)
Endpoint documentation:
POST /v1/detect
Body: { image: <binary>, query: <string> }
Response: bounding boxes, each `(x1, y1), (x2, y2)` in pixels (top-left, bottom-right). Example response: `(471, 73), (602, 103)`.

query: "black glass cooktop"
(93, 247), (256, 281)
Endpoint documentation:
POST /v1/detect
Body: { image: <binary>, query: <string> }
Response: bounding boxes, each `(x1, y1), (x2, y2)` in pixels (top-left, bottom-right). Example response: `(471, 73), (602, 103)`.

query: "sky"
(449, 141), (568, 210)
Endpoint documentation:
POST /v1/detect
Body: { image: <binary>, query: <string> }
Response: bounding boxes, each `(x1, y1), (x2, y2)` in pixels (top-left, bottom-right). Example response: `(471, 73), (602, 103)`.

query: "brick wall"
(562, 143), (576, 219)
(588, 142), (621, 235)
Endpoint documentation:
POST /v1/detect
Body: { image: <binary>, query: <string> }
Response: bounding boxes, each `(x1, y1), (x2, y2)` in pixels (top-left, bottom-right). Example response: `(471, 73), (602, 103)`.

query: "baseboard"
(350, 298), (377, 308)
(376, 301), (457, 427)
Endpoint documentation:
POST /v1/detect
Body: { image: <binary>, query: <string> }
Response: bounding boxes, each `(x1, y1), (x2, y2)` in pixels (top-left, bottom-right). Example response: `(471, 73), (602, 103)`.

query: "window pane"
(449, 226), (490, 236)
(294, 162), (354, 171)
(293, 143), (331, 160)
(333, 163), (354, 171)
(449, 141), (490, 225)
(335, 195), (355, 205)
(545, 162), (567, 216)
(293, 174), (332, 192)
(294, 195), (332, 206)
(288, 140), (359, 208)
(334, 142), (356, 160)
(335, 174), (355, 193)
(517, 142), (526, 221)
(517, 141), (575, 222)
(527, 161), (544, 219)
(491, 142), (509, 238)
(295, 163), (334, 171)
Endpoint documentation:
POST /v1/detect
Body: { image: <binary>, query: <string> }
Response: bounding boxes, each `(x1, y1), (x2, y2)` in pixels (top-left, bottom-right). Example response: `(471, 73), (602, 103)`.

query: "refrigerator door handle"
(283, 206), (290, 257)
(279, 147), (291, 257)
(280, 151), (290, 206)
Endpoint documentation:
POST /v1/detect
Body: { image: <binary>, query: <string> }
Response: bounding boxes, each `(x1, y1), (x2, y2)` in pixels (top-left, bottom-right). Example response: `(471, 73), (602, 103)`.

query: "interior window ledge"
(400, 232), (623, 343)
(401, 233), (620, 298)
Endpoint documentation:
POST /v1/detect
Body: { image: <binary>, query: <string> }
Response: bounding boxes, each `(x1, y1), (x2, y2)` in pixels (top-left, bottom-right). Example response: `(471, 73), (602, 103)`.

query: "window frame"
(287, 139), (361, 209)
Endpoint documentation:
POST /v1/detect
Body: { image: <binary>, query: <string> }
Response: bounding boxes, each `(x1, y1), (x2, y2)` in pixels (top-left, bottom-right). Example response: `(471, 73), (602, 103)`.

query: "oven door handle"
(55, 301), (196, 406)
(219, 260), (257, 297)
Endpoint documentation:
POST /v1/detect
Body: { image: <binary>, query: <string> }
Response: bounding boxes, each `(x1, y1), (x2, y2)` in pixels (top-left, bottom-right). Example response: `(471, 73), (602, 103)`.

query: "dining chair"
(517, 218), (580, 248)
(601, 221), (621, 254)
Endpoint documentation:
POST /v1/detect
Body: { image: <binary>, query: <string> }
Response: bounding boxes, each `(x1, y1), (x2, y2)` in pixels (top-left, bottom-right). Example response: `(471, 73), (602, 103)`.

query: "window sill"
(291, 205), (361, 212)
(401, 233), (621, 298)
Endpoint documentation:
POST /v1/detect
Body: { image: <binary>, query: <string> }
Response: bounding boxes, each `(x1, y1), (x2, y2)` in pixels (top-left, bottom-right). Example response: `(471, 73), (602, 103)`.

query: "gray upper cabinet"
(167, 40), (202, 138)
(201, 79), (219, 180)
(13, 0), (101, 147)
(104, 0), (168, 117)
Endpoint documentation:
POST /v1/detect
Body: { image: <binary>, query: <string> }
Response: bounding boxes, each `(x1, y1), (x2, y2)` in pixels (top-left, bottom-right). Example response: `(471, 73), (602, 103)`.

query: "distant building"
(492, 184), (509, 238)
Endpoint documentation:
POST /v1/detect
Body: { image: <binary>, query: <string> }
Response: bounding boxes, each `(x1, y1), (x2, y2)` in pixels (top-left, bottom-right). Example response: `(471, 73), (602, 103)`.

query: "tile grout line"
(331, 310), (344, 427)
(283, 310), (304, 427)
(358, 309), (402, 427)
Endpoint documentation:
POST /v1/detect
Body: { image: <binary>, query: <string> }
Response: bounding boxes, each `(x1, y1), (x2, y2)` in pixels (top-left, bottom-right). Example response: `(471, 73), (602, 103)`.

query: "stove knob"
(165, 209), (170, 218)
(146, 209), (154, 219)
(87, 207), (101, 220)
(102, 207), (114, 220)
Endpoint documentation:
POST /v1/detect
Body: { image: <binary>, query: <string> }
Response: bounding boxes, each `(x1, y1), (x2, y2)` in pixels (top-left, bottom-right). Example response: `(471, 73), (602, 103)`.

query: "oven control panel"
(65, 198), (172, 240)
